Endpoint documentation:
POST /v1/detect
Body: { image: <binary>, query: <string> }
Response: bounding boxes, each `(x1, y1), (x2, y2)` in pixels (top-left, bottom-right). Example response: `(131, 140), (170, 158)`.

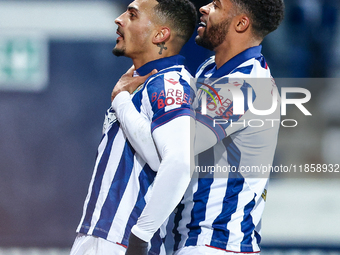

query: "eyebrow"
(127, 6), (139, 13)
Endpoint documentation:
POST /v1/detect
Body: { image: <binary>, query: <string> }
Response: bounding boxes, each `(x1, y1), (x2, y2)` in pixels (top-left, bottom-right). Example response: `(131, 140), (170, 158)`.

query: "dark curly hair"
(231, 0), (285, 39)
(154, 0), (197, 44)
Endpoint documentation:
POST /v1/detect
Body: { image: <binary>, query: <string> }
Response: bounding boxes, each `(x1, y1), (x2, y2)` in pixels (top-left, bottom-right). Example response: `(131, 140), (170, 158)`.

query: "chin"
(195, 36), (214, 51)
(112, 47), (126, 57)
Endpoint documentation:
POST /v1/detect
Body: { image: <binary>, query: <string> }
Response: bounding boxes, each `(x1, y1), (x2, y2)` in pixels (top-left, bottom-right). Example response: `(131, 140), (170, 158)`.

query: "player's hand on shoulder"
(111, 65), (158, 101)
(125, 232), (148, 255)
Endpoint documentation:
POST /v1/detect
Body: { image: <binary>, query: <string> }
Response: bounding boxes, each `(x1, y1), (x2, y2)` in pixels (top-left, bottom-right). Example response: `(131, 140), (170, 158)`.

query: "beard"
(195, 17), (232, 51)
(112, 42), (126, 57)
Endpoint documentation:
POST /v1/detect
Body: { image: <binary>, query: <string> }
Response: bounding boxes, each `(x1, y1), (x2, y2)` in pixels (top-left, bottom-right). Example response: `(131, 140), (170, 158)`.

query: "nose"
(115, 13), (124, 26)
(199, 3), (211, 15)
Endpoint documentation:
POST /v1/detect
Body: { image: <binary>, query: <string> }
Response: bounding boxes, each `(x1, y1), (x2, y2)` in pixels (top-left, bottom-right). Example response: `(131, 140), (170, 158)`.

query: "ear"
(235, 15), (250, 33)
(152, 27), (171, 44)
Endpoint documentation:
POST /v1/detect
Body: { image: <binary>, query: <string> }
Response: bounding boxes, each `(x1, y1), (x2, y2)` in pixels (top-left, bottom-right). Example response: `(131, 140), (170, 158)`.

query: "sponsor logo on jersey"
(151, 88), (191, 109)
(165, 78), (179, 85)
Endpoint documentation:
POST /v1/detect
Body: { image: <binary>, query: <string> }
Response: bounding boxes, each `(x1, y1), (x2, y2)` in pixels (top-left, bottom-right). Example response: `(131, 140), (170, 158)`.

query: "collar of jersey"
(136, 55), (185, 76)
(207, 45), (262, 78)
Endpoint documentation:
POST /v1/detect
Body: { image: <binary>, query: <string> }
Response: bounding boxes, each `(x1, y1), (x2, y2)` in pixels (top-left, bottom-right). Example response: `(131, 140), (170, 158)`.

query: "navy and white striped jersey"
(173, 46), (280, 253)
(76, 55), (193, 255)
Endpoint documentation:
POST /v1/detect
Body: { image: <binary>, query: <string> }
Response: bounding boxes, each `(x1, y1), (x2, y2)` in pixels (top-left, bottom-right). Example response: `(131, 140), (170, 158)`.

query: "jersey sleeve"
(194, 76), (279, 154)
(145, 72), (194, 133)
(194, 77), (256, 153)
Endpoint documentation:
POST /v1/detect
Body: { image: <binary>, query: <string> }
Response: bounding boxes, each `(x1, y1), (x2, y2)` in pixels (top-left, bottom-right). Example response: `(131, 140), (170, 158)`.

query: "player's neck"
(132, 47), (178, 70)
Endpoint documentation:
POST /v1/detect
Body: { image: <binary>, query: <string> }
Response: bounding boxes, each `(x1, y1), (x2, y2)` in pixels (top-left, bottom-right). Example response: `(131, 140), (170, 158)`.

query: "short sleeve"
(146, 72), (195, 133)
(195, 77), (256, 140)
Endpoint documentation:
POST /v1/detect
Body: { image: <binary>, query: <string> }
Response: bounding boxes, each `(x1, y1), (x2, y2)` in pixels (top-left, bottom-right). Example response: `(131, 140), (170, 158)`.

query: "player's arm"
(129, 115), (194, 243)
(195, 117), (219, 154)
(125, 75), (195, 254)
(111, 66), (160, 171)
(194, 78), (258, 154)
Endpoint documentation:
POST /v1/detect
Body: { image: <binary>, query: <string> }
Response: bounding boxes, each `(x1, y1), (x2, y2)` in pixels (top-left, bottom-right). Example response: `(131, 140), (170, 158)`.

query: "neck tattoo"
(157, 42), (167, 55)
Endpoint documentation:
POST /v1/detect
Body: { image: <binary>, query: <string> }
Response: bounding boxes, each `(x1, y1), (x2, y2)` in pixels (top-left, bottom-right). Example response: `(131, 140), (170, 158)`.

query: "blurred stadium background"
(0, 0), (339, 254)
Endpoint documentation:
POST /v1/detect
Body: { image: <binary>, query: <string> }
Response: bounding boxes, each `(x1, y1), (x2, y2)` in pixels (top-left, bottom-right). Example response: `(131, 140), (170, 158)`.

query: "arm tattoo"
(157, 42), (168, 55)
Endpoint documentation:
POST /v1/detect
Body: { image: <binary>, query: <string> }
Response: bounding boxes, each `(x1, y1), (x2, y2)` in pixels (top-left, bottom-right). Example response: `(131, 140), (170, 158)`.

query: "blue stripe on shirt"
(241, 82), (256, 113)
(173, 202), (185, 251)
(209, 177), (244, 249)
(210, 136), (244, 249)
(185, 177), (214, 247)
(149, 229), (162, 255)
(254, 230), (261, 244)
(240, 195), (256, 252)
(92, 139), (136, 239)
(121, 164), (157, 246)
(185, 147), (215, 246)
(230, 65), (254, 75)
(79, 122), (120, 234)
(255, 55), (267, 69)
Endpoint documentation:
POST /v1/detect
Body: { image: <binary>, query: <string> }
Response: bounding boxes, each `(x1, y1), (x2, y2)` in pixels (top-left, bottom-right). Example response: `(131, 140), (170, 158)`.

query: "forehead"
(217, 0), (233, 9)
(128, 0), (158, 13)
